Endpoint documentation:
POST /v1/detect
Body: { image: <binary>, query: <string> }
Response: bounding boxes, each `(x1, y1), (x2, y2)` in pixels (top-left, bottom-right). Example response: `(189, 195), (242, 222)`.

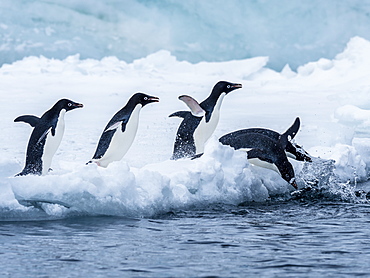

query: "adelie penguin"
(88, 93), (159, 168)
(220, 117), (312, 162)
(14, 99), (83, 176)
(219, 118), (305, 189)
(170, 81), (242, 160)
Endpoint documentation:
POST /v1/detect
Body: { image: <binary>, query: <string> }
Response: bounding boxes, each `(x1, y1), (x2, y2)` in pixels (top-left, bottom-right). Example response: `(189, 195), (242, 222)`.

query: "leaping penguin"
(220, 117), (312, 162)
(170, 81), (242, 160)
(219, 119), (302, 189)
(88, 93), (159, 167)
(14, 99), (83, 176)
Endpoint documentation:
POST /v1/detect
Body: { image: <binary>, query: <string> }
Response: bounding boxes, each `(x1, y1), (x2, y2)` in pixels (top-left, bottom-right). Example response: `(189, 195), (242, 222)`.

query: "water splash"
(292, 158), (362, 202)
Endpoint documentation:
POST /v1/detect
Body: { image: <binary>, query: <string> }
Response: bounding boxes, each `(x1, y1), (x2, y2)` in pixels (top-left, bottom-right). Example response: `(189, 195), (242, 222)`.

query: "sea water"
(1, 195), (370, 278)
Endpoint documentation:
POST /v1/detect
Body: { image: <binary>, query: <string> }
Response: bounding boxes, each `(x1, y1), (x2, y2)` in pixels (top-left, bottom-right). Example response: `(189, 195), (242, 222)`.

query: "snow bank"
(335, 105), (370, 130)
(6, 141), (275, 217)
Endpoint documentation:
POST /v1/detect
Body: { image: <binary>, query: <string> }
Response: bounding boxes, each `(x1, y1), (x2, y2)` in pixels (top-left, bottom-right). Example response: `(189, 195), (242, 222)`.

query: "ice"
(1, 36), (370, 219)
(335, 105), (370, 130)
(2, 1), (370, 70)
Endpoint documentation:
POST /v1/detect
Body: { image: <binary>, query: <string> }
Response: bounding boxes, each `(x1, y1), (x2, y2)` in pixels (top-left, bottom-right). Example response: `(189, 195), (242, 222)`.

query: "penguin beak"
(73, 103), (84, 109)
(226, 83), (242, 94)
(290, 178), (298, 190)
(231, 83), (242, 89)
(148, 96), (159, 103)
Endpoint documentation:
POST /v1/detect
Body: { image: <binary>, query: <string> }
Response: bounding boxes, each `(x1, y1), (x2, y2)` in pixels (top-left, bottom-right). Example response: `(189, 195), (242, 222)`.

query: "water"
(1, 198), (370, 277)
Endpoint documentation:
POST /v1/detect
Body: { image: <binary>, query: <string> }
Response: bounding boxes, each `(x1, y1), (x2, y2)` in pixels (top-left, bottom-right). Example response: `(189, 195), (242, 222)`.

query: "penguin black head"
(131, 93), (159, 107)
(213, 81), (242, 95)
(278, 159), (298, 190)
(55, 99), (84, 111)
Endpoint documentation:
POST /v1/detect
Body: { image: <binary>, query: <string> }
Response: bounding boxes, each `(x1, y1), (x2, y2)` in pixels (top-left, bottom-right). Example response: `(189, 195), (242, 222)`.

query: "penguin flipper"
(14, 115), (41, 127)
(219, 132), (247, 150)
(36, 127), (52, 144)
(105, 121), (122, 132)
(92, 130), (116, 160)
(282, 117), (300, 141)
(178, 95), (205, 117)
(169, 111), (192, 118)
(105, 119), (128, 133)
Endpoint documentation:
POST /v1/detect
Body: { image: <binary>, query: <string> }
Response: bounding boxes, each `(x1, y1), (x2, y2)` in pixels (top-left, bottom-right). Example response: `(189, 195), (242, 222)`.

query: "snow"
(2, 0), (370, 70)
(1, 36), (370, 219)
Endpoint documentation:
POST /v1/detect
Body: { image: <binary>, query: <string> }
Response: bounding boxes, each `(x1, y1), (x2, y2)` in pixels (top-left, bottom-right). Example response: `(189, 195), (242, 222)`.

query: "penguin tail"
(15, 168), (41, 177)
(15, 172), (25, 177)
(169, 111), (191, 118)
(191, 153), (204, 160)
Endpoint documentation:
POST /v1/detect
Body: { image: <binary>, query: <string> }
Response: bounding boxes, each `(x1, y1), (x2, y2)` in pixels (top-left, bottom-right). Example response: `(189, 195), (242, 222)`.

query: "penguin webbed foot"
(191, 153), (203, 160)
(86, 160), (102, 167)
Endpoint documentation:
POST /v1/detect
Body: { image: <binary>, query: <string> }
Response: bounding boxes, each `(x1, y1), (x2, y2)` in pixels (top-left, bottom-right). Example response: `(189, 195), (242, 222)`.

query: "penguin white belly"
(248, 158), (280, 174)
(193, 93), (225, 154)
(239, 148), (253, 152)
(96, 105), (141, 167)
(41, 109), (66, 175)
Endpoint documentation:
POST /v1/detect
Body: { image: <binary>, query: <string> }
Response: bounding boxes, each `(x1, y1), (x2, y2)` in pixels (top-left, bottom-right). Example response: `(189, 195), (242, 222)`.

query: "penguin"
(220, 117), (312, 162)
(88, 92), (159, 167)
(170, 81), (242, 160)
(14, 99), (83, 176)
(219, 123), (299, 189)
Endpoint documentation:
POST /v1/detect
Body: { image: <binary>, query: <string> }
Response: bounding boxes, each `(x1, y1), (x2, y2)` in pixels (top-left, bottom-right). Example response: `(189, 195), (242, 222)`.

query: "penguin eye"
(144, 97), (148, 100)
(227, 85), (230, 89)
(68, 103), (72, 107)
